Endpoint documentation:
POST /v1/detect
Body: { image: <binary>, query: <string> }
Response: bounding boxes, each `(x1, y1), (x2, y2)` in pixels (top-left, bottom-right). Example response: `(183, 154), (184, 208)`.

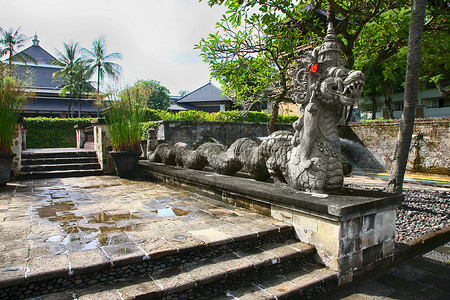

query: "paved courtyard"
(0, 174), (448, 299)
(0, 176), (290, 290)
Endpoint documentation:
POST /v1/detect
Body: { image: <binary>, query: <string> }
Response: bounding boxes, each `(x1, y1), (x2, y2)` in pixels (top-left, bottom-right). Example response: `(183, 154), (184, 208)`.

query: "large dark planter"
(110, 151), (141, 178)
(0, 153), (16, 186)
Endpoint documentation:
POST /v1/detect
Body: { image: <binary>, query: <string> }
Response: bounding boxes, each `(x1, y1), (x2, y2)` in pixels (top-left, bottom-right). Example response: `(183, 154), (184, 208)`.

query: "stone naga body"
(148, 24), (365, 193)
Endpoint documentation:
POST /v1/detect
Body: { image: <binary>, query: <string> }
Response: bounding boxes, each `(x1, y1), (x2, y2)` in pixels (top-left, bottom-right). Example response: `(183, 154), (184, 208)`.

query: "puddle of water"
(53, 201), (76, 212)
(97, 233), (110, 246)
(97, 226), (121, 234)
(78, 226), (100, 234)
(174, 235), (187, 240)
(45, 235), (65, 243)
(151, 207), (191, 217)
(36, 206), (58, 221)
(81, 239), (100, 251)
(86, 212), (135, 224)
(57, 213), (84, 222)
(120, 223), (148, 231)
(115, 247), (134, 254)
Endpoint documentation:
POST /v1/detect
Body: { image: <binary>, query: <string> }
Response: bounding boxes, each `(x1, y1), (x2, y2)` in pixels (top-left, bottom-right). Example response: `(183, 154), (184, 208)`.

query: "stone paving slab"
(0, 175), (290, 290)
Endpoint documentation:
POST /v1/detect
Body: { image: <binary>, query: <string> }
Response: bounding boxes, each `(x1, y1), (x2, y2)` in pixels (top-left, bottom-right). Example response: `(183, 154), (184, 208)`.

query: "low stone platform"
(139, 162), (403, 283)
(0, 176), (337, 299)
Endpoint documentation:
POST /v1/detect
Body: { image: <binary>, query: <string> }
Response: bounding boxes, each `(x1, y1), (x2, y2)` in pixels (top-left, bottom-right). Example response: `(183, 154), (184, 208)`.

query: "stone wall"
(155, 120), (293, 147)
(351, 120), (450, 175)
(11, 123), (23, 177)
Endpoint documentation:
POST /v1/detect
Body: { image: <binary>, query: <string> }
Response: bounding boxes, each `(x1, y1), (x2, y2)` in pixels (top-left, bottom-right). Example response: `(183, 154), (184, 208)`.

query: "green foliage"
(276, 114), (300, 124)
(121, 80), (172, 110)
(105, 86), (147, 152)
(142, 109), (296, 124)
(140, 121), (158, 141)
(0, 64), (30, 153)
(23, 117), (94, 149)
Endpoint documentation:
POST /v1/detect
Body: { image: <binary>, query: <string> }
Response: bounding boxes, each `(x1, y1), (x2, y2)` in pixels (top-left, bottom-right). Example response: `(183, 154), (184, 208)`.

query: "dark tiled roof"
(14, 65), (61, 90)
(24, 98), (97, 113)
(11, 44), (58, 66)
(177, 83), (232, 104)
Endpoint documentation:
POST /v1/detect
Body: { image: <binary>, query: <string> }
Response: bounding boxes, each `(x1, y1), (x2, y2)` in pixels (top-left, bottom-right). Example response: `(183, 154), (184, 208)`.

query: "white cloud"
(1, 0), (226, 95)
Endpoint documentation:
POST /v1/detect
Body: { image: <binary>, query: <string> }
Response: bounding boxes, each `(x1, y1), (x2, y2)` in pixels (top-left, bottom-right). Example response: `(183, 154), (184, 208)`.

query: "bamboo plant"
(0, 64), (29, 154)
(105, 86), (148, 152)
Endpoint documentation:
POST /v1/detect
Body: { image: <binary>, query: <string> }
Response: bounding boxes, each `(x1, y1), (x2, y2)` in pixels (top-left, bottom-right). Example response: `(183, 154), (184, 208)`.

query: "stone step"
(21, 157), (99, 166)
(19, 169), (104, 180)
(26, 241), (336, 300)
(21, 151), (97, 159)
(0, 227), (307, 299)
(220, 263), (337, 299)
(21, 163), (101, 172)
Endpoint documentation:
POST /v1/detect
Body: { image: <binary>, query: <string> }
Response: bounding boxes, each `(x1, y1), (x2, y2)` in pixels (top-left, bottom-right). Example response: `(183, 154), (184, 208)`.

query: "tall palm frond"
(0, 27), (37, 67)
(82, 36), (122, 95)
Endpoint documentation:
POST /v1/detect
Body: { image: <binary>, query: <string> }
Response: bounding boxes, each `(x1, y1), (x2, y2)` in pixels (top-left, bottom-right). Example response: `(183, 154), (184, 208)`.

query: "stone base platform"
(139, 161), (403, 284)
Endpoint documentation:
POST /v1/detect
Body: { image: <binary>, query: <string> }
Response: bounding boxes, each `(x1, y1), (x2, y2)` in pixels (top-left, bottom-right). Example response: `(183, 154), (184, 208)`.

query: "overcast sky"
(1, 0), (227, 95)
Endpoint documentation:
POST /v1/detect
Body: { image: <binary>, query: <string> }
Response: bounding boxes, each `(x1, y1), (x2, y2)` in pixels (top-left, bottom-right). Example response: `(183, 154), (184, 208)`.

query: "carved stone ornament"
(148, 23), (365, 193)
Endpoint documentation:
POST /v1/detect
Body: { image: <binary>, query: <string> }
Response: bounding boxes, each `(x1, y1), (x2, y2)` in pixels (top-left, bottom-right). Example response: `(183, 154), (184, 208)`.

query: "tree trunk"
(97, 65), (101, 118)
(268, 101), (280, 134)
(387, 0), (427, 194)
(69, 97), (74, 118)
(370, 96), (378, 120)
(78, 97), (81, 118)
(383, 91), (395, 119)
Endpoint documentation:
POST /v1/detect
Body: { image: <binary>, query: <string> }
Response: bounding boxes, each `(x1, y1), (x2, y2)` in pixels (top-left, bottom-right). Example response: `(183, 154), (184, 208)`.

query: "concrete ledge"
(138, 161), (402, 221)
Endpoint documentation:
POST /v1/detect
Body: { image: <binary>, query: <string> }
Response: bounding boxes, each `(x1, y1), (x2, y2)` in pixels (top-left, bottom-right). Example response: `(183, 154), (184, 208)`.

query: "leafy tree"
(197, 0), (412, 132)
(388, 0), (427, 194)
(122, 80), (172, 110)
(354, 2), (449, 118)
(0, 27), (36, 72)
(419, 1), (449, 99)
(196, 1), (307, 133)
(82, 36), (122, 115)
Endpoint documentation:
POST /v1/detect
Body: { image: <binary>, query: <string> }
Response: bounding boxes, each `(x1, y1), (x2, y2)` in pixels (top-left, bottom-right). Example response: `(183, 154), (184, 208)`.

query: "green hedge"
(24, 111), (300, 148)
(24, 117), (95, 148)
(143, 109), (298, 124)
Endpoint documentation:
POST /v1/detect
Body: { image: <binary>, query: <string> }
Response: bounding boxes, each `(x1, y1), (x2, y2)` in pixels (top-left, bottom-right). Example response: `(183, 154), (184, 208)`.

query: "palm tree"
(52, 42), (85, 117)
(52, 42), (94, 117)
(82, 36), (122, 116)
(0, 27), (36, 71)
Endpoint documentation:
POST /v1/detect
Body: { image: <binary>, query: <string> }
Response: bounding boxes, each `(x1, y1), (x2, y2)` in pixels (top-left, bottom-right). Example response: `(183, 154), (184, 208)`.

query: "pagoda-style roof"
(177, 83), (233, 104)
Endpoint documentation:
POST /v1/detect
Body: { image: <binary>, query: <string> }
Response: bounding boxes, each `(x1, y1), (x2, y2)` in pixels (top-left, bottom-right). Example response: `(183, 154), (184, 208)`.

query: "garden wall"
(350, 120), (450, 175)
(154, 120), (293, 147)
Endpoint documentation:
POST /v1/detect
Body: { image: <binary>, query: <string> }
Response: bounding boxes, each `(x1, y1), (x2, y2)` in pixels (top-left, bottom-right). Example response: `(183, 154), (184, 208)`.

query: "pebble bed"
(348, 185), (449, 244)
(396, 190), (449, 243)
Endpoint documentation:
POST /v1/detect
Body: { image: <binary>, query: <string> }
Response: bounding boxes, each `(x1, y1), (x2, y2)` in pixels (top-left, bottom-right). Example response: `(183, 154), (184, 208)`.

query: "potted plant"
(105, 85), (148, 178)
(0, 65), (29, 186)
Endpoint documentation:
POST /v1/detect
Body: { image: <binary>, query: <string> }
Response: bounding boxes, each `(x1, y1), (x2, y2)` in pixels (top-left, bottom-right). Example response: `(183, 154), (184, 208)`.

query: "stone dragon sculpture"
(148, 24), (365, 193)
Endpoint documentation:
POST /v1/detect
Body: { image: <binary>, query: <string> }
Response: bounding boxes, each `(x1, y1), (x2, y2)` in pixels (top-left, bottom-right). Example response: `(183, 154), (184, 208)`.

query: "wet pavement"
(0, 176), (289, 287)
(0, 174), (448, 299)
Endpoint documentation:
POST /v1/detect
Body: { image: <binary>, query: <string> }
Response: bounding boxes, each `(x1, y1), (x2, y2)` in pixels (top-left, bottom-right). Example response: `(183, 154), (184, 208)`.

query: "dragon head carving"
(292, 23), (365, 107)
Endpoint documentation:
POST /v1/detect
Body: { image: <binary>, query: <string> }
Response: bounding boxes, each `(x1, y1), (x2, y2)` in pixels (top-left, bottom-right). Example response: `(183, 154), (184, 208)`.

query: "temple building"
(8, 35), (97, 118)
(168, 83), (235, 113)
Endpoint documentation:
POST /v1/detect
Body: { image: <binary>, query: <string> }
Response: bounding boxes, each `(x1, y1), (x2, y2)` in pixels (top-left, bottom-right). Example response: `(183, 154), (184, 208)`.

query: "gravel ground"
(396, 190), (449, 243)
